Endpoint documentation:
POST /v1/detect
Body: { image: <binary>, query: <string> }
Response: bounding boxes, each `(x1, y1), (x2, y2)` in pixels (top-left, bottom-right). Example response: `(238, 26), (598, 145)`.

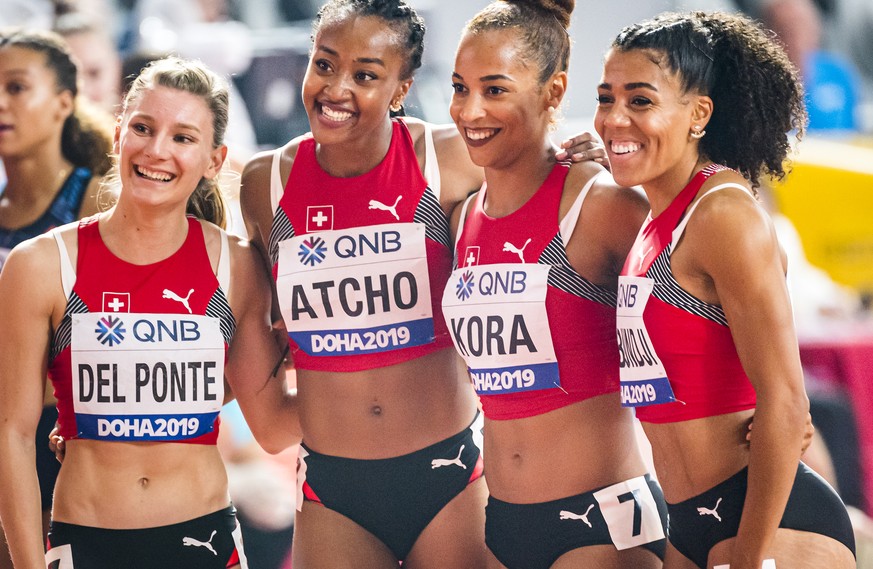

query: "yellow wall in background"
(773, 137), (873, 297)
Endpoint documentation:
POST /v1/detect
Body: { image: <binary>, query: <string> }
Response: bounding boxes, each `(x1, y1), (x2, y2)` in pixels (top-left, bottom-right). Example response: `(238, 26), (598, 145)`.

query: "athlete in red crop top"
(444, 5), (668, 568)
(238, 2), (604, 566)
(0, 58), (298, 569)
(597, 12), (854, 569)
(270, 119), (453, 372)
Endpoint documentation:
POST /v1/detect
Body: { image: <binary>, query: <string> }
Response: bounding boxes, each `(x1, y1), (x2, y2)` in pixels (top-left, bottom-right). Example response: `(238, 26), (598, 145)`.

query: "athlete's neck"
(314, 118), (394, 178)
(481, 143), (554, 218)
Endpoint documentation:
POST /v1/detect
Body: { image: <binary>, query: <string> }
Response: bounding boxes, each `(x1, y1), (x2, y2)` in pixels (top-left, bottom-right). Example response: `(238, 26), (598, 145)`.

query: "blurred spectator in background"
(54, 11), (123, 114)
(728, 0), (872, 131)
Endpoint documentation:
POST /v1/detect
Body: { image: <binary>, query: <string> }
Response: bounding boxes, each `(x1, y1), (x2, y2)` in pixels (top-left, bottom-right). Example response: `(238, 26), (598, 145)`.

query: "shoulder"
(0, 228), (69, 307)
(241, 135), (307, 191)
(403, 117), (484, 208)
(685, 170), (777, 268)
(562, 161), (647, 220)
(198, 222), (270, 291)
(691, 169), (764, 229)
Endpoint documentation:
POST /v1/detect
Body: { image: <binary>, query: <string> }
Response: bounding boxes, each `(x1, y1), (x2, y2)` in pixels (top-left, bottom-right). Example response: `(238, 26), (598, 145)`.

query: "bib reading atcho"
(276, 222), (435, 356)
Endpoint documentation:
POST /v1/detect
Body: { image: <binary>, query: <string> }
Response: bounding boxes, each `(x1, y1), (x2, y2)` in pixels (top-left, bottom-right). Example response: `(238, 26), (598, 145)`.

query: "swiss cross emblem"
(463, 246), (480, 267)
(102, 292), (130, 313)
(306, 205), (334, 232)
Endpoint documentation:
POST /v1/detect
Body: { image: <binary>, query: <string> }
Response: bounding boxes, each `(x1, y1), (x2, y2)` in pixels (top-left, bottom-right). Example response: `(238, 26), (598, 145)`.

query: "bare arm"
(0, 237), (62, 569)
(689, 188), (808, 569)
(223, 236), (302, 455)
(563, 164), (649, 288)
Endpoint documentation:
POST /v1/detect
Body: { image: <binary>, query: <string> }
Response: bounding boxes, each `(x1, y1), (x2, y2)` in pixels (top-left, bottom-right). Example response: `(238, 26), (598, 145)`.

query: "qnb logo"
(456, 270), (475, 301)
(95, 315), (126, 346)
(299, 236), (328, 266)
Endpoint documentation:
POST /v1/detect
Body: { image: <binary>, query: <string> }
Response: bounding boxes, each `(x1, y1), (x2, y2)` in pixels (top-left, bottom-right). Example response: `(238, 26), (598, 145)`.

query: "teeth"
(466, 128), (496, 141)
(136, 166), (173, 181)
(321, 105), (353, 122)
(611, 142), (641, 155)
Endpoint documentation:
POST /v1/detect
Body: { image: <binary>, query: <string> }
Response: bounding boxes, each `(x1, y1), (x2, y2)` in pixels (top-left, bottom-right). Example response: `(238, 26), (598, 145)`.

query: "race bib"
(442, 263), (559, 395)
(616, 276), (676, 407)
(593, 475), (666, 550)
(276, 223), (434, 356)
(70, 313), (224, 441)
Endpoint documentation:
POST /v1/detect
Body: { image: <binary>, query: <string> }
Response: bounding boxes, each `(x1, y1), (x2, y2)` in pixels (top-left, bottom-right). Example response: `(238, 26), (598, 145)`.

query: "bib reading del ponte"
(276, 222), (435, 356)
(442, 263), (559, 395)
(70, 313), (225, 441)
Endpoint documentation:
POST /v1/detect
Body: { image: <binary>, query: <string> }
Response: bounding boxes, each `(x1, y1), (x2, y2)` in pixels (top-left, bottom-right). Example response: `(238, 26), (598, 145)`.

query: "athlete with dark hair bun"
(596, 11), (855, 569)
(444, 1), (668, 568)
(240, 0), (603, 566)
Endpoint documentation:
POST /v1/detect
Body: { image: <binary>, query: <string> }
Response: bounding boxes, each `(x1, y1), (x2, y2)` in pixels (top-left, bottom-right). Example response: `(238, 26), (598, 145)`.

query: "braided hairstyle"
(465, 0), (575, 85)
(312, 0), (426, 81)
(0, 27), (113, 175)
(612, 11), (807, 188)
(115, 56), (230, 227)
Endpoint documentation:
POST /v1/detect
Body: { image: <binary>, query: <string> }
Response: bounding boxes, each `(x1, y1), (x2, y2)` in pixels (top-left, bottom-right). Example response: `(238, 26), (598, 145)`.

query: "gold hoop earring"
(390, 100), (403, 113)
(690, 126), (706, 140)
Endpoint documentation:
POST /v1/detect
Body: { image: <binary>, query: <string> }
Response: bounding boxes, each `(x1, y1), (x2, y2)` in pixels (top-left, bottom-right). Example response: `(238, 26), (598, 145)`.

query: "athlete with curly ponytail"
(595, 11), (855, 569)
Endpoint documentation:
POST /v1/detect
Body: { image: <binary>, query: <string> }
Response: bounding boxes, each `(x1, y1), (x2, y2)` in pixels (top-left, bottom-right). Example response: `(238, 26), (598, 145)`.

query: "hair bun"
(504, 0), (574, 29)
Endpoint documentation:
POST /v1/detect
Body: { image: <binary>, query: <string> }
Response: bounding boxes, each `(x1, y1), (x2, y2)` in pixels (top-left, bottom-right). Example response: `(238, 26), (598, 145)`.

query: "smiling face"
(302, 14), (412, 147)
(116, 85), (224, 212)
(594, 47), (711, 191)
(0, 46), (73, 160)
(449, 28), (554, 170)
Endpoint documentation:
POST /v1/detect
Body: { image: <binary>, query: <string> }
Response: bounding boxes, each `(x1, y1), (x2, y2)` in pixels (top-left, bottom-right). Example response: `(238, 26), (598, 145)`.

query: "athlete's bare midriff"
(296, 348), (478, 458)
(484, 393), (648, 503)
(52, 440), (230, 528)
(641, 408), (755, 503)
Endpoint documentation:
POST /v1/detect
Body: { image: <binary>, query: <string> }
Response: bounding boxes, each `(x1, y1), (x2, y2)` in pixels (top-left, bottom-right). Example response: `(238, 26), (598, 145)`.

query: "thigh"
(404, 476), (489, 569)
(707, 528), (856, 569)
(663, 540), (700, 569)
(552, 543), (663, 569)
(291, 501), (399, 569)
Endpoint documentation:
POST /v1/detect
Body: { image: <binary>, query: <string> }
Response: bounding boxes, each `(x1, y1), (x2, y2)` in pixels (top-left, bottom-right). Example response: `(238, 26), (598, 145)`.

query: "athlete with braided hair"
(240, 1), (603, 566)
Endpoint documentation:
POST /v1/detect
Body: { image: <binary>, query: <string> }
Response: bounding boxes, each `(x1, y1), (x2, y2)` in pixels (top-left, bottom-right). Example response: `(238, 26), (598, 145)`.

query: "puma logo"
(697, 497), (723, 522)
(368, 195), (403, 221)
(559, 504), (596, 528)
(637, 245), (653, 272)
(182, 530), (217, 555)
(162, 288), (194, 314)
(431, 445), (466, 470)
(502, 238), (532, 263)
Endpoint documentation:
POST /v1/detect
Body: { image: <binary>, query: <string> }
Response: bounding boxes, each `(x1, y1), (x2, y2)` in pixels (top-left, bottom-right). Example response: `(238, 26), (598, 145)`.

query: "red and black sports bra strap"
(622, 164), (727, 276)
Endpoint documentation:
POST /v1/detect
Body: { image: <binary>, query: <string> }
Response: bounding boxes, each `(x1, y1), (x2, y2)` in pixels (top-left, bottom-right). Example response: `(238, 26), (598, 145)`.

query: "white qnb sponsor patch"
(70, 313), (224, 441)
(442, 263), (559, 395)
(276, 222), (434, 356)
(616, 276), (676, 407)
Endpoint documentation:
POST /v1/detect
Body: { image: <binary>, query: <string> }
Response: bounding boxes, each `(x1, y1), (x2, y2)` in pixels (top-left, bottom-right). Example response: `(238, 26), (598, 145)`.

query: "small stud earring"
(690, 126), (706, 139)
